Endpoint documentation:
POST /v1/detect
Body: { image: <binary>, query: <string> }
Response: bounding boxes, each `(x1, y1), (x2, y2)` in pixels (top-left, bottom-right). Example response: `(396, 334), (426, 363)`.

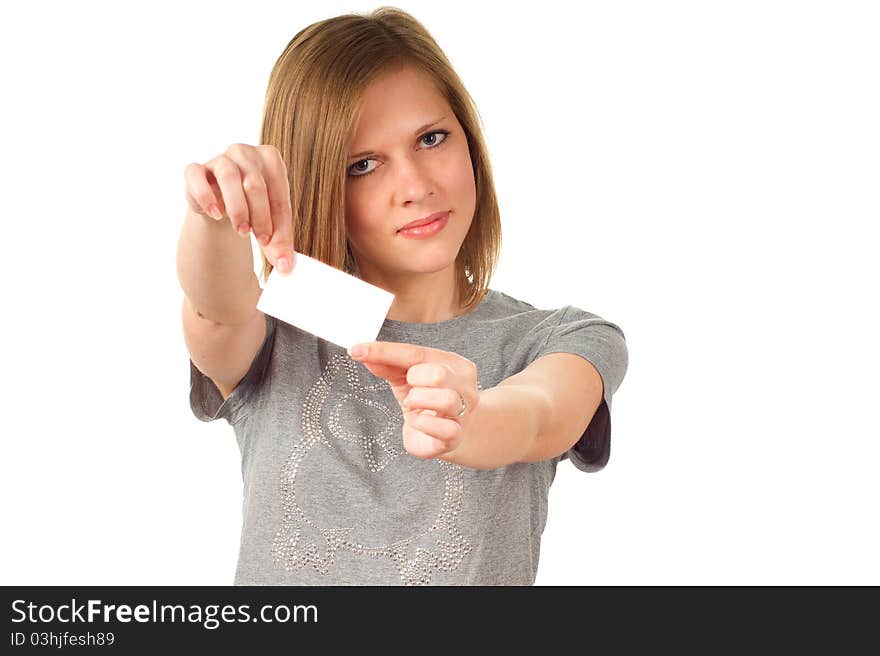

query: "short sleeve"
(532, 305), (628, 472)
(188, 312), (277, 426)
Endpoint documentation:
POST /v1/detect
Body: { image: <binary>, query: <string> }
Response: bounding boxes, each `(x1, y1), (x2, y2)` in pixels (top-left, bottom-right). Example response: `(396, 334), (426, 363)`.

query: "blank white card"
(256, 252), (395, 351)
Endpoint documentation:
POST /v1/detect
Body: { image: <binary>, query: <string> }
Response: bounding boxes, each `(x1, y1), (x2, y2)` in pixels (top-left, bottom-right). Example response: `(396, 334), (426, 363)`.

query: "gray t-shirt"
(189, 288), (628, 585)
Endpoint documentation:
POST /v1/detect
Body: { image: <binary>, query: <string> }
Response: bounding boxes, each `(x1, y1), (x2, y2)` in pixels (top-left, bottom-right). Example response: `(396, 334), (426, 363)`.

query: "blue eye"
(348, 129), (451, 179)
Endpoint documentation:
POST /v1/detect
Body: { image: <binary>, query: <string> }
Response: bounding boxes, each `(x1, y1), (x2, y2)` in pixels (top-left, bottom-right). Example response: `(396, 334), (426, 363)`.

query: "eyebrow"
(348, 116), (447, 161)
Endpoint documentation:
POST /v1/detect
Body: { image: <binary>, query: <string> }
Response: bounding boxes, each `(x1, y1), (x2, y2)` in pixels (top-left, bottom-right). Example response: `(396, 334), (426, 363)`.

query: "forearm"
(439, 384), (549, 470)
(176, 209), (260, 325)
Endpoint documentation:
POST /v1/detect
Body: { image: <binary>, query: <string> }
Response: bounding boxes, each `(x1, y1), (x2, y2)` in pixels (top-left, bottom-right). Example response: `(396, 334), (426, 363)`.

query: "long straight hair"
(258, 6), (502, 312)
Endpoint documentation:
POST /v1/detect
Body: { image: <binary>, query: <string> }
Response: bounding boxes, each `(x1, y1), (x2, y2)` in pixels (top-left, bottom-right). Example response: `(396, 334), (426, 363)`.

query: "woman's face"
(344, 67), (476, 280)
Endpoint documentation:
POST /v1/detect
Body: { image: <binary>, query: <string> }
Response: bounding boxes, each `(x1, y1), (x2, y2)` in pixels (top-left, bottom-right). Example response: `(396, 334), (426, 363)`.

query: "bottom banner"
(1, 586), (872, 650)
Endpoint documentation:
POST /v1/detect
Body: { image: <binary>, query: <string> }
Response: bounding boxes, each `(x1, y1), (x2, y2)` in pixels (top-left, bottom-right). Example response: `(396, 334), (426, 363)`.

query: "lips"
(398, 210), (449, 232)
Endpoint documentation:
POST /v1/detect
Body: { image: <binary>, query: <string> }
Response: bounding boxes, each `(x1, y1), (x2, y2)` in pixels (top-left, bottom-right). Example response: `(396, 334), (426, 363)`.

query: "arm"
(440, 352), (604, 470)
(439, 383), (550, 470)
(178, 208), (266, 402)
(176, 208), (260, 326)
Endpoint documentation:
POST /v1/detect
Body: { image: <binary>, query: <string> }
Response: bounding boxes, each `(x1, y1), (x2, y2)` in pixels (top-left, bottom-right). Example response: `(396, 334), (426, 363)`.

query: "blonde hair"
(257, 6), (501, 313)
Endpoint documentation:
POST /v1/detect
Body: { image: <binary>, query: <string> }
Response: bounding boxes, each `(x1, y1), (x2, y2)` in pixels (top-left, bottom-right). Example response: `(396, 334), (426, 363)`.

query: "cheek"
(447, 146), (476, 198)
(344, 189), (372, 235)
(345, 203), (387, 248)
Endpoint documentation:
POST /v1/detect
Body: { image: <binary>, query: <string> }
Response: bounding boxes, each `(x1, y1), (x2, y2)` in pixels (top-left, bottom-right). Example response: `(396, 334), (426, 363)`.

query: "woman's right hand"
(184, 143), (296, 274)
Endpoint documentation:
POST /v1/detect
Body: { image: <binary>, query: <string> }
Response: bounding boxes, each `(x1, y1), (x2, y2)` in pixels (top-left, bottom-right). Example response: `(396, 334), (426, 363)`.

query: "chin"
(404, 248), (458, 273)
(411, 258), (456, 274)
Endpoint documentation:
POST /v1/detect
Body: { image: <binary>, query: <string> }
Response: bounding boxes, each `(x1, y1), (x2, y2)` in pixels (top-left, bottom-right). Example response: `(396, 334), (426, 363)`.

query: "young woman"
(178, 7), (628, 585)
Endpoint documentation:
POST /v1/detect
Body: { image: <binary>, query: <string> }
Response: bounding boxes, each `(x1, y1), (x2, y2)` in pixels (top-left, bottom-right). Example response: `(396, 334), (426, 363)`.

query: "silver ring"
(456, 393), (467, 418)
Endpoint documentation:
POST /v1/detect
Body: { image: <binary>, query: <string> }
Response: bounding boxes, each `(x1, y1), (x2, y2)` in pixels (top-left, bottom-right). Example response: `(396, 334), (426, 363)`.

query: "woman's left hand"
(347, 341), (480, 460)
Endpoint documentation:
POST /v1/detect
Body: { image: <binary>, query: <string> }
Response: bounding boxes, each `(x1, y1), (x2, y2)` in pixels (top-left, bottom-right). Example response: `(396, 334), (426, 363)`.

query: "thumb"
(268, 223), (296, 275)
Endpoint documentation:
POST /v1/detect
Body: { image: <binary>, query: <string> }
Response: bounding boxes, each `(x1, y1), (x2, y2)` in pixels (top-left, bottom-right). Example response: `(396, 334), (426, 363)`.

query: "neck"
(358, 261), (463, 324)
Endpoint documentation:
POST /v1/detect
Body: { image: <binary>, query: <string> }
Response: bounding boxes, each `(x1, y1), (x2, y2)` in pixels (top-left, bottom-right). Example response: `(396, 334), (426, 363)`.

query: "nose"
(394, 154), (434, 205)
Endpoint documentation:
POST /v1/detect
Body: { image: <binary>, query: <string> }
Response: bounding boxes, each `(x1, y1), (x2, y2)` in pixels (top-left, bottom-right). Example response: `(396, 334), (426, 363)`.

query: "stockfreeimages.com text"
(10, 598), (317, 630)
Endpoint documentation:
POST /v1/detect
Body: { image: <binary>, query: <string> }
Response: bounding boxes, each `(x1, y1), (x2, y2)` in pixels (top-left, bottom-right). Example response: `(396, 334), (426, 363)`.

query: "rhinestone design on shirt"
(270, 351), (482, 585)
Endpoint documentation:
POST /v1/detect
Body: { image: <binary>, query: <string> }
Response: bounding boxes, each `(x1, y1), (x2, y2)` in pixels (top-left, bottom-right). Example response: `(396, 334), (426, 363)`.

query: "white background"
(1, 0), (877, 585)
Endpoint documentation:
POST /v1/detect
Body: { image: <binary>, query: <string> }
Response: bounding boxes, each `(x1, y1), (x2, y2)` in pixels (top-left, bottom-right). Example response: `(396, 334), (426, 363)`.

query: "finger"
(402, 423), (449, 460)
(238, 152), (272, 250)
(404, 387), (461, 417)
(351, 342), (476, 383)
(409, 412), (462, 443)
(226, 143), (271, 241)
(349, 341), (427, 370)
(357, 360), (410, 387)
(204, 154), (250, 235)
(405, 362), (454, 389)
(256, 145), (295, 273)
(183, 163), (223, 219)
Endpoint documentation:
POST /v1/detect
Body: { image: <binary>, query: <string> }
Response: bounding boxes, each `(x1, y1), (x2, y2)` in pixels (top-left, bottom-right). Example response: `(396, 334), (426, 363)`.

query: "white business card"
(256, 252), (395, 350)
